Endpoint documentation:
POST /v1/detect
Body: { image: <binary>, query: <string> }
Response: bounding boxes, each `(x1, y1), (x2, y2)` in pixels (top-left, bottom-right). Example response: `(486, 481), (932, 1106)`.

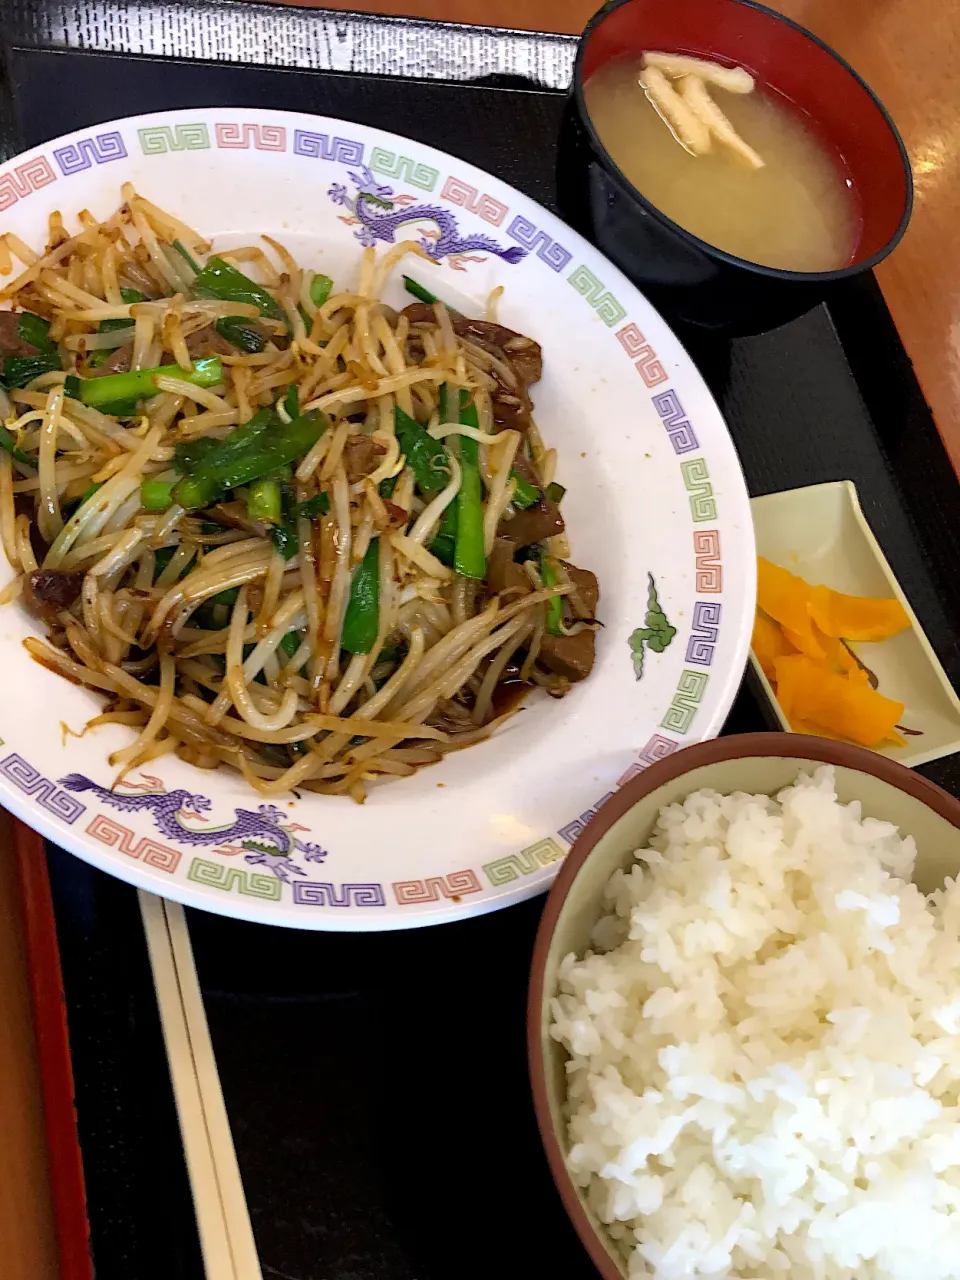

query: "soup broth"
(584, 55), (859, 272)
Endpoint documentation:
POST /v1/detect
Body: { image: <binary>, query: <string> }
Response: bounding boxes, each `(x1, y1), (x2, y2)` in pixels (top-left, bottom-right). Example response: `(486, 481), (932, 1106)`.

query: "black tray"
(4, 5), (960, 1277)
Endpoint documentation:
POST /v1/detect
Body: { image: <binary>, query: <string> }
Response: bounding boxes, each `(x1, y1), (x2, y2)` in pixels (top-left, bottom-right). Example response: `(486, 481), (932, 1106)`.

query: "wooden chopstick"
(163, 899), (262, 1280)
(139, 891), (261, 1280)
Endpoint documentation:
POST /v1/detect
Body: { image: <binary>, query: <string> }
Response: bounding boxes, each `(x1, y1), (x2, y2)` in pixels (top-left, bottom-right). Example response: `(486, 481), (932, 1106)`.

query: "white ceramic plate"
(0, 108), (754, 929)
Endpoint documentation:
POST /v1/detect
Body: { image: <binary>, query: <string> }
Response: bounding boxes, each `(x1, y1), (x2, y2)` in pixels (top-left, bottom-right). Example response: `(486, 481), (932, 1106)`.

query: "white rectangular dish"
(749, 480), (960, 768)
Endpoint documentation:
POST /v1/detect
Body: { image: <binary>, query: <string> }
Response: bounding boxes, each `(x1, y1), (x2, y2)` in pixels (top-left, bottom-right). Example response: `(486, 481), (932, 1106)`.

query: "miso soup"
(584, 55), (859, 273)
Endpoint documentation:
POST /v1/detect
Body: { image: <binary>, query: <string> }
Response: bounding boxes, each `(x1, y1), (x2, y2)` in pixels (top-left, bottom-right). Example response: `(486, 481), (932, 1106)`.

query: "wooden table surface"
(274, 0), (960, 474)
(0, 821), (59, 1279)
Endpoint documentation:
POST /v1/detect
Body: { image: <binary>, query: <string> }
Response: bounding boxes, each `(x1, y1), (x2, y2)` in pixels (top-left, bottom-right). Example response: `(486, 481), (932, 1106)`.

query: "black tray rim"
(6, 0), (578, 87)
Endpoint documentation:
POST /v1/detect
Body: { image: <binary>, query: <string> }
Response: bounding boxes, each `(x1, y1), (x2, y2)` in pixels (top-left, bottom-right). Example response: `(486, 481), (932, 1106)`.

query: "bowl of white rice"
(528, 733), (960, 1280)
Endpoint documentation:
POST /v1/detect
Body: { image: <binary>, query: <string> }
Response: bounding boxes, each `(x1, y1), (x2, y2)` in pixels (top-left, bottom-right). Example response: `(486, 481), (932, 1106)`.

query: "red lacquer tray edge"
(13, 817), (94, 1280)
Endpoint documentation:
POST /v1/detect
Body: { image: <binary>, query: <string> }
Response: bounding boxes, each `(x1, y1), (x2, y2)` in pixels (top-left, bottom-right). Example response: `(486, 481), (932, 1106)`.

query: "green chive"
(2, 353), (62, 390)
(16, 313), (56, 353)
(341, 538), (380, 654)
(140, 478), (176, 511)
(541, 553), (564, 636)
(247, 477), (283, 525)
(511, 472), (540, 510)
(296, 492), (330, 520)
(193, 256), (285, 322)
(215, 317), (265, 354)
(98, 288), (146, 334)
(403, 276), (438, 305)
(279, 631), (301, 659)
(310, 274), (334, 308)
(0, 425), (33, 468)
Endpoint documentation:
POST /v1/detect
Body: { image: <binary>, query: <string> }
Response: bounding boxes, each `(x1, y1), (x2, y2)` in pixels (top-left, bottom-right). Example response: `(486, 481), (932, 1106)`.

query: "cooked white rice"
(551, 766), (960, 1279)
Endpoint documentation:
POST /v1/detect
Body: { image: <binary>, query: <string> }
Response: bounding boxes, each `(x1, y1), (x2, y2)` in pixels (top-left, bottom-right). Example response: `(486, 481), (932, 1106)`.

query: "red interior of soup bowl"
(580, 0), (911, 266)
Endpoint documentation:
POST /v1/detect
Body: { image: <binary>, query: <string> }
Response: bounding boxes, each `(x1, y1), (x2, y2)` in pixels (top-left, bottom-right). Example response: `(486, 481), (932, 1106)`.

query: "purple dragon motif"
(329, 165), (525, 268)
(59, 773), (328, 880)
(240, 845), (306, 884)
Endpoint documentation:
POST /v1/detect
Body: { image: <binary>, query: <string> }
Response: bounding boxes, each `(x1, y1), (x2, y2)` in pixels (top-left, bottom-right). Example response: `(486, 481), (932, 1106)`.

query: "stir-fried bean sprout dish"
(0, 187), (599, 801)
